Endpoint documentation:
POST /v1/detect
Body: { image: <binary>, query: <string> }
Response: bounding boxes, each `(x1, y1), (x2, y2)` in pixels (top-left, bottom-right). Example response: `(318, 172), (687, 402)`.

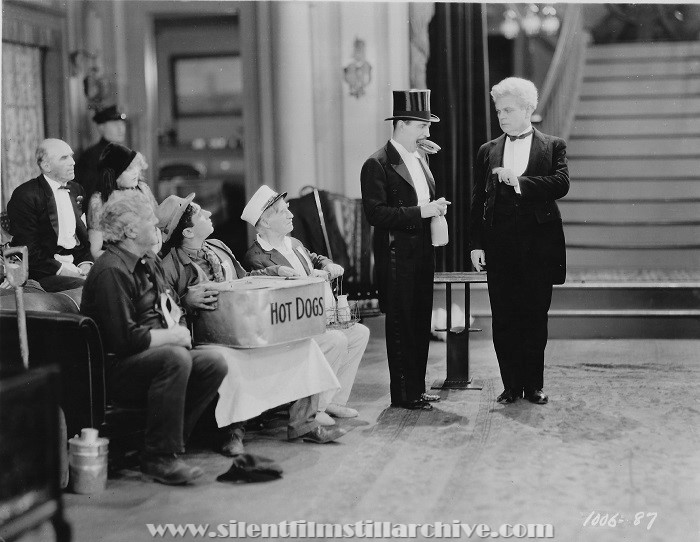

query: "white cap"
(241, 185), (287, 226)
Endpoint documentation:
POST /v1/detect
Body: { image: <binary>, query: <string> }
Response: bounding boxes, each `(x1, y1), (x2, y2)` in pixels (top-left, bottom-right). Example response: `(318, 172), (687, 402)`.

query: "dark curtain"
(426, 3), (491, 272)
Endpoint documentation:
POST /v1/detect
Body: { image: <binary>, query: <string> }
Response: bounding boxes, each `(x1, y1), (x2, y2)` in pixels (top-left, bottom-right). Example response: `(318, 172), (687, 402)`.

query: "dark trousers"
(486, 212), (554, 393)
(37, 274), (85, 292)
(108, 345), (227, 454)
(384, 226), (435, 403)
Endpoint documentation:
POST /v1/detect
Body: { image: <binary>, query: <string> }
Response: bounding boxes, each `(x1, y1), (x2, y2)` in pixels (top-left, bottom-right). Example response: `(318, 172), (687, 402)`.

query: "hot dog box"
(192, 276), (327, 348)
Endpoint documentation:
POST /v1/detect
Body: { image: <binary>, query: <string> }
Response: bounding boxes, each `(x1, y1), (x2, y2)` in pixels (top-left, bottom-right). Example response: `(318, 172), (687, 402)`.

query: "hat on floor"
(241, 185), (287, 226)
(93, 105), (127, 124)
(384, 89), (440, 123)
(155, 193), (196, 243)
(216, 454), (283, 484)
(98, 142), (137, 182)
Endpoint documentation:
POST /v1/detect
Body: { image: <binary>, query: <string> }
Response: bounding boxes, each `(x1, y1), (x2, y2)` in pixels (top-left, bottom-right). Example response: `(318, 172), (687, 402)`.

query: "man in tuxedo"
(469, 77), (569, 405)
(360, 90), (450, 411)
(75, 104), (127, 199)
(7, 138), (93, 292)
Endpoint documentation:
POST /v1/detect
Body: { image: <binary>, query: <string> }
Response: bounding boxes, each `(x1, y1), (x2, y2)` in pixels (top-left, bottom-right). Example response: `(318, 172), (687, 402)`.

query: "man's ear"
(124, 224), (137, 240)
(182, 226), (194, 239)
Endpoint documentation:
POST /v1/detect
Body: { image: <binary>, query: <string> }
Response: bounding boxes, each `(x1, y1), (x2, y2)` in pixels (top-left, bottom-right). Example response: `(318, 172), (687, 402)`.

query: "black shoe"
(420, 392), (441, 402)
(524, 389), (548, 404)
(220, 427), (246, 457)
(297, 426), (347, 444)
(391, 399), (434, 411)
(496, 389), (519, 404)
(140, 453), (204, 485)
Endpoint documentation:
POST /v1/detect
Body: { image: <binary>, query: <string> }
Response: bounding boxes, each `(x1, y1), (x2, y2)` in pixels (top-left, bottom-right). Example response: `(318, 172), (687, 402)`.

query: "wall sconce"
(343, 38), (372, 99)
(70, 49), (112, 110)
(500, 4), (560, 40)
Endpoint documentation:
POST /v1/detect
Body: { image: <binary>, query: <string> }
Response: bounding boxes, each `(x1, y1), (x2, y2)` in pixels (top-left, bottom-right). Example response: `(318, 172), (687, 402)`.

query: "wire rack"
(326, 277), (361, 329)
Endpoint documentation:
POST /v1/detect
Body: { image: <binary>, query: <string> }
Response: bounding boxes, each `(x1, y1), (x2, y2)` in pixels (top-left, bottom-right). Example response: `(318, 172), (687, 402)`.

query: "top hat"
(241, 185), (287, 227)
(155, 193), (196, 243)
(98, 143), (137, 181)
(93, 105), (127, 124)
(384, 89), (440, 123)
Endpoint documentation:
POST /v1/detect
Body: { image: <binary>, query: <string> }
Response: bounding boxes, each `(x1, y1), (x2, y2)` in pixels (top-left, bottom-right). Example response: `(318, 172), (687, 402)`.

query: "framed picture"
(171, 53), (242, 118)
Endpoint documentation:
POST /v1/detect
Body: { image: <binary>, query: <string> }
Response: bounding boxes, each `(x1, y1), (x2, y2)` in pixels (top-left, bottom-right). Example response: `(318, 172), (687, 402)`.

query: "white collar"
(390, 138), (420, 160)
(44, 175), (67, 189)
(257, 233), (292, 253)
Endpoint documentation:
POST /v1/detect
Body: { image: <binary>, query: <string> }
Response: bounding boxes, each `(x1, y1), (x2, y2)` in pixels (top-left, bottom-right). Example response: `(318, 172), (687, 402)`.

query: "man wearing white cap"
(360, 89), (450, 411)
(242, 186), (370, 426)
(156, 193), (349, 452)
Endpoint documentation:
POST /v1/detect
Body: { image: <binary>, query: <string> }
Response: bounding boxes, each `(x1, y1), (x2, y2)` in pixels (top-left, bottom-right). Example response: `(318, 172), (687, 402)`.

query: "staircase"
(463, 40), (700, 338)
(565, 40), (700, 270)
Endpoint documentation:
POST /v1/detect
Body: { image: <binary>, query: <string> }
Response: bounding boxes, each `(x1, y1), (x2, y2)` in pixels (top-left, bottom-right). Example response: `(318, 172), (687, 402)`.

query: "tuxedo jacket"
(469, 128), (569, 284)
(360, 141), (435, 309)
(7, 174), (92, 280)
(244, 236), (332, 275)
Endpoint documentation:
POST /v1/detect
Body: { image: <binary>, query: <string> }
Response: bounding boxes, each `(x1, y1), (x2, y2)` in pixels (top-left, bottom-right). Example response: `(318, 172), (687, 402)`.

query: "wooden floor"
(21, 315), (700, 542)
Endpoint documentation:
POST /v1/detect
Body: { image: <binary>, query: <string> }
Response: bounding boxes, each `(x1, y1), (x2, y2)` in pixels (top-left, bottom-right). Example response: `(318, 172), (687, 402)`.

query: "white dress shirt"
(390, 139), (431, 206)
(503, 126), (533, 195)
(256, 234), (312, 276)
(44, 176), (79, 274)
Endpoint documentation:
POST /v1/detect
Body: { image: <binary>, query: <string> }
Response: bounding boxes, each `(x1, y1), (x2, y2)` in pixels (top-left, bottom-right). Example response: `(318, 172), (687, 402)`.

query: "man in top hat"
(75, 104), (127, 199)
(360, 89), (450, 411)
(469, 77), (569, 405)
(7, 138), (93, 292)
(243, 185), (370, 425)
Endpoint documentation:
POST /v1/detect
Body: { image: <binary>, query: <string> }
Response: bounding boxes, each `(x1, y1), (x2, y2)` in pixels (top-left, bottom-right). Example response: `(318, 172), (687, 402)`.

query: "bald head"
(36, 139), (75, 184)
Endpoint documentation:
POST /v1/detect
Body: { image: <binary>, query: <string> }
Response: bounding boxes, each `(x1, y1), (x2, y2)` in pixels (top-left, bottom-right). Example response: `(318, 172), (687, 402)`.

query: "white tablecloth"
(199, 339), (340, 426)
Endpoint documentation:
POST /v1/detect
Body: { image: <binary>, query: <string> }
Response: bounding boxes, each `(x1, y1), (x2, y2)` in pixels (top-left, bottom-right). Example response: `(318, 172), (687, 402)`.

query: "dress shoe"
(315, 411), (336, 426)
(421, 392), (441, 402)
(496, 389), (519, 404)
(524, 389), (549, 404)
(140, 453), (203, 485)
(391, 399), (433, 411)
(326, 403), (359, 418)
(298, 425), (347, 444)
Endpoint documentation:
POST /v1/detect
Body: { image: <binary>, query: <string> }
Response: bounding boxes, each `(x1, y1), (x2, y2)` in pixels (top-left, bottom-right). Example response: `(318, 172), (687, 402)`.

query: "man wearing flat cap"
(75, 104), (127, 199)
(360, 89), (450, 411)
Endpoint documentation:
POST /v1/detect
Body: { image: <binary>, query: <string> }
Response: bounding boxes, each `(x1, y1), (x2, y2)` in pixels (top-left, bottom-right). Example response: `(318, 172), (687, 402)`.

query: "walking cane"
(3, 246), (29, 369)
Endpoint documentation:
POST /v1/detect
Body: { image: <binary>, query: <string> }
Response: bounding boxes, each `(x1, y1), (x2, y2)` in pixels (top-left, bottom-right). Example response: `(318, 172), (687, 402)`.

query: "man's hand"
(278, 266), (300, 278)
(492, 167), (520, 190)
(77, 262), (93, 276)
(324, 263), (344, 279)
(420, 197), (451, 218)
(168, 325), (192, 349)
(471, 249), (486, 272)
(59, 262), (84, 278)
(311, 269), (331, 280)
(184, 283), (219, 311)
(149, 325), (192, 350)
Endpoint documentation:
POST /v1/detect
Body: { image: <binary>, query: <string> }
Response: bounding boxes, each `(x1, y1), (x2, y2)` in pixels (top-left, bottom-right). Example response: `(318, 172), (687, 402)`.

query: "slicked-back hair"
(490, 77), (538, 111)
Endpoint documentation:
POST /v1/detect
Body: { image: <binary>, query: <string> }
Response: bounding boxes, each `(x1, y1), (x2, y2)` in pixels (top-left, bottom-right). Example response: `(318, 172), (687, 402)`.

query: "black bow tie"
(507, 130), (533, 142)
(58, 185), (70, 190)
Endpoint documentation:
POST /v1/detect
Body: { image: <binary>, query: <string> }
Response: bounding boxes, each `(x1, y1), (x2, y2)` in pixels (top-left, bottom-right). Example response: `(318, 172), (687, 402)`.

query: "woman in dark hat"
(87, 142), (159, 258)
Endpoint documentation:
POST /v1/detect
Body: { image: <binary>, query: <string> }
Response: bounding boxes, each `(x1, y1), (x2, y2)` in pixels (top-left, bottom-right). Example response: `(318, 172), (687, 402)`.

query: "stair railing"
(532, 4), (590, 139)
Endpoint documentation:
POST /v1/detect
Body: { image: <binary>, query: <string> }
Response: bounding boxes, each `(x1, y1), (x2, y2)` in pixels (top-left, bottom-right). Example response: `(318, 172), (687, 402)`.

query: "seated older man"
(7, 138), (92, 292)
(156, 194), (348, 454)
(243, 186), (370, 425)
(80, 190), (227, 485)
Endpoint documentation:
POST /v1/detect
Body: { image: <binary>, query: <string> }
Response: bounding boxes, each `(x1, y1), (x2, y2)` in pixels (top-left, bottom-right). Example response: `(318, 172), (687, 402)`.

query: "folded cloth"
(216, 454), (283, 484)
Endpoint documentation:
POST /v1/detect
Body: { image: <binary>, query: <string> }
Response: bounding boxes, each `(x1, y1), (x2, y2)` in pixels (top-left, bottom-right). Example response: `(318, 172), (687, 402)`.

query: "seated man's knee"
(157, 345), (193, 374)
